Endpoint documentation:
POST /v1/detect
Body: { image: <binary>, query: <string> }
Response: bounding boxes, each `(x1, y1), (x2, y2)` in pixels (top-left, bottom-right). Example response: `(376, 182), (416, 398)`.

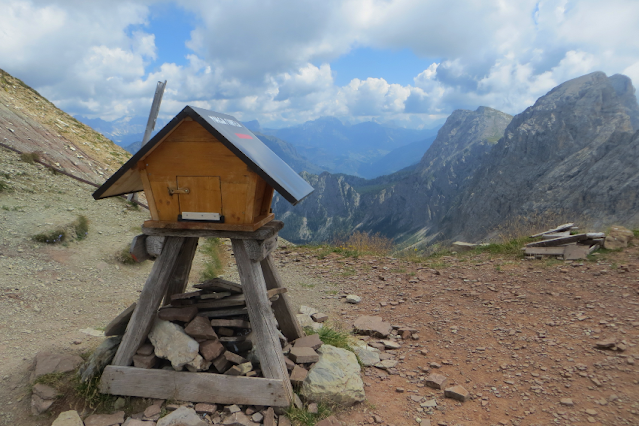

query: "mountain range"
(274, 72), (639, 245)
(77, 113), (439, 179)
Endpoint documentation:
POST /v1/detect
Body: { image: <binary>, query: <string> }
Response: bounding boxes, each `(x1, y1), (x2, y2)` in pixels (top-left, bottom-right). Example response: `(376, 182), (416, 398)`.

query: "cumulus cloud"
(0, 0), (637, 127)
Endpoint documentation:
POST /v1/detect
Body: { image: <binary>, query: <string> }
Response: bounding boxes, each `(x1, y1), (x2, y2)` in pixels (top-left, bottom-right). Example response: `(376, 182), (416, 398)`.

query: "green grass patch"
(200, 238), (225, 280)
(633, 229), (639, 238)
(300, 283), (316, 289)
(33, 372), (67, 388)
(20, 151), (40, 164)
(74, 372), (116, 410)
(33, 228), (67, 244)
(0, 180), (9, 192)
(286, 401), (333, 426)
(74, 215), (89, 240)
(304, 324), (352, 352)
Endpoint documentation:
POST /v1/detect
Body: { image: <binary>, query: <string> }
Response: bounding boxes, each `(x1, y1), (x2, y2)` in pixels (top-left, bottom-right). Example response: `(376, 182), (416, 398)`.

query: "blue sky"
(1, 0), (638, 128)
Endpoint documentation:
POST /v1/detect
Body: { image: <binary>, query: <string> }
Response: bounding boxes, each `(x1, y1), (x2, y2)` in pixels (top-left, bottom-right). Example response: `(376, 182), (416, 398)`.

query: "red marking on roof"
(235, 133), (253, 139)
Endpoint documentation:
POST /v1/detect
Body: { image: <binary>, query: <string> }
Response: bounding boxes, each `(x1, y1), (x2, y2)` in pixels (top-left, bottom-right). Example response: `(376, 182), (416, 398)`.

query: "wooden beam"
(162, 237), (199, 306)
(142, 213), (274, 233)
(112, 237), (186, 366)
(530, 223), (574, 238)
(142, 219), (283, 240)
(526, 234), (588, 248)
(104, 303), (136, 336)
(100, 366), (289, 406)
(231, 239), (293, 405)
(197, 307), (248, 318)
(260, 254), (304, 341)
(245, 235), (278, 262)
(524, 247), (566, 256)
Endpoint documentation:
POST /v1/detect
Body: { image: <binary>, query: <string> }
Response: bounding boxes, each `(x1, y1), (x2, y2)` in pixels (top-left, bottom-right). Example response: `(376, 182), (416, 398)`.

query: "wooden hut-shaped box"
(93, 106), (313, 231)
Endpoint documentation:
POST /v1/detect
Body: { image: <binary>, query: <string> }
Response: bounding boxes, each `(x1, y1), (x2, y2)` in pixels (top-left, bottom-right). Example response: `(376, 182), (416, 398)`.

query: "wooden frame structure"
(100, 221), (302, 407)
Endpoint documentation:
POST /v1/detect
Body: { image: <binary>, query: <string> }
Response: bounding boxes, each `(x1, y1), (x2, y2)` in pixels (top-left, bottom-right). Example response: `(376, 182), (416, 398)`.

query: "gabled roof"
(92, 106), (314, 205)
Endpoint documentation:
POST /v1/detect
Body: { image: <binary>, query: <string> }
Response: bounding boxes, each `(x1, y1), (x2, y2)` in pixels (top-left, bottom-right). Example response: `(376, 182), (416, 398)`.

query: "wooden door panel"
(177, 176), (222, 215)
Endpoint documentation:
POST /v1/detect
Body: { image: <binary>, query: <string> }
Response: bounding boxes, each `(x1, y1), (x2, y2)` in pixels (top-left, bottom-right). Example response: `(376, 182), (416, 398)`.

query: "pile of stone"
(107, 278), (288, 377)
(523, 223), (605, 260)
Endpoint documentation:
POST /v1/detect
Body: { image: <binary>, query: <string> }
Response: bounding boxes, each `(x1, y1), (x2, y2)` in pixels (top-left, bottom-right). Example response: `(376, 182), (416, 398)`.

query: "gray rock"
(350, 342), (381, 367)
(148, 320), (200, 370)
(31, 383), (58, 415)
(78, 336), (122, 382)
(157, 406), (207, 426)
(51, 410), (84, 426)
(444, 385), (469, 402)
(221, 412), (253, 426)
(345, 295), (361, 304)
(32, 352), (84, 381)
(301, 344), (365, 406)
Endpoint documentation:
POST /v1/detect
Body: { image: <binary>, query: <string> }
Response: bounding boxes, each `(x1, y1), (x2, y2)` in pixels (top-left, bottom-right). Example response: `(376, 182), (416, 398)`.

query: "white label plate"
(182, 212), (221, 221)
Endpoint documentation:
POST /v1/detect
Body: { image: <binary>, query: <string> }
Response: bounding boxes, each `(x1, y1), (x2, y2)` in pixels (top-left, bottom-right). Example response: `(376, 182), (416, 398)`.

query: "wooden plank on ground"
(195, 294), (246, 309)
(231, 239), (293, 405)
(530, 223), (575, 238)
(526, 234), (588, 247)
(142, 219), (283, 240)
(162, 237), (199, 306)
(541, 231), (571, 240)
(112, 237), (186, 366)
(261, 254), (304, 341)
(195, 278), (243, 294)
(564, 244), (591, 260)
(524, 247), (566, 256)
(99, 366), (289, 406)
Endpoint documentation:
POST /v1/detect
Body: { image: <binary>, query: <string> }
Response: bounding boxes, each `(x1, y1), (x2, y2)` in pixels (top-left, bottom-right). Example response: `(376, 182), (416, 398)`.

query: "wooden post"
(260, 254), (304, 341)
(231, 239), (293, 405)
(162, 237), (199, 305)
(112, 236), (186, 366)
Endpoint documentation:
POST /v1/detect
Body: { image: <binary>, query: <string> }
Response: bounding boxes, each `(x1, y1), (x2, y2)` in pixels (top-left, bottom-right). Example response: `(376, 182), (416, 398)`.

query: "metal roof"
(92, 106), (314, 205)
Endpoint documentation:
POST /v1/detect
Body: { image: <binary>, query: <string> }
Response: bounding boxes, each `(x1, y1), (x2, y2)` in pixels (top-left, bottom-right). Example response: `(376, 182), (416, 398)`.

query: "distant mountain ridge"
(274, 72), (639, 246)
(261, 116), (439, 177)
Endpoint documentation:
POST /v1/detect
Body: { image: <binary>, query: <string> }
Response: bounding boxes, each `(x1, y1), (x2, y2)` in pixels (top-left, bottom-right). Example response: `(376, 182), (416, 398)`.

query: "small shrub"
(0, 180), (8, 192)
(116, 245), (136, 265)
(333, 231), (393, 257)
(74, 372), (116, 410)
(20, 151), (40, 164)
(200, 238), (226, 280)
(33, 228), (66, 244)
(286, 401), (333, 426)
(74, 215), (89, 240)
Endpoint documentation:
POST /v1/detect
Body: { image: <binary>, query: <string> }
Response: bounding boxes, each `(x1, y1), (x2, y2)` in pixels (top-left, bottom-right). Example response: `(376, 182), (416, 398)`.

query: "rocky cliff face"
(275, 107), (512, 243)
(442, 72), (639, 241)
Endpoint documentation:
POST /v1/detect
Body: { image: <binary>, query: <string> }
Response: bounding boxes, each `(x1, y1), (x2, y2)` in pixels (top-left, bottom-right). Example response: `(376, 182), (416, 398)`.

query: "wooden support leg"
(231, 239), (293, 405)
(162, 237), (199, 305)
(112, 237), (186, 367)
(260, 254), (304, 341)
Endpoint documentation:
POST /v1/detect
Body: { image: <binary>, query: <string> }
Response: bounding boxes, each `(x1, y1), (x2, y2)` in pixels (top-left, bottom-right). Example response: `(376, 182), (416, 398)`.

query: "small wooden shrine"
(92, 106), (314, 406)
(93, 105), (313, 231)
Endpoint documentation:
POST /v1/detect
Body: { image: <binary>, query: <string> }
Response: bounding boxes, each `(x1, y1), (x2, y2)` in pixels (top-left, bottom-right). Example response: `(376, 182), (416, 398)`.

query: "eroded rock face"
(148, 319), (200, 370)
(301, 345), (365, 406)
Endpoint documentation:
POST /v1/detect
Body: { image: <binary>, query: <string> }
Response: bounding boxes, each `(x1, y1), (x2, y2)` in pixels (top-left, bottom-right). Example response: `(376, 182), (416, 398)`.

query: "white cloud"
(0, 0), (637, 128)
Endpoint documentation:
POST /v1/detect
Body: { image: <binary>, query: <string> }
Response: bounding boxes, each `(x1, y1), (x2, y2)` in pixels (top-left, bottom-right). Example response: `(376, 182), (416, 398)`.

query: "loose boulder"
(605, 225), (634, 249)
(301, 344), (365, 406)
(148, 319), (200, 370)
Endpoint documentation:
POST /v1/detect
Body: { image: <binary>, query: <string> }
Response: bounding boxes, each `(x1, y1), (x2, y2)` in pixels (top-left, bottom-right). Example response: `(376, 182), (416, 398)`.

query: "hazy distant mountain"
(262, 117), (439, 177)
(75, 115), (167, 148)
(358, 135), (437, 179)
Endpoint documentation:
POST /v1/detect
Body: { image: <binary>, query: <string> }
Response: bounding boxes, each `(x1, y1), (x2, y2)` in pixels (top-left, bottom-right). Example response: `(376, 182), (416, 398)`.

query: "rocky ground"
(2, 145), (639, 426)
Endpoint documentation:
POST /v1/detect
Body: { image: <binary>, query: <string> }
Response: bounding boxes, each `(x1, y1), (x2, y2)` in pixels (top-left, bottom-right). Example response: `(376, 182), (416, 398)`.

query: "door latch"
(168, 187), (190, 195)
